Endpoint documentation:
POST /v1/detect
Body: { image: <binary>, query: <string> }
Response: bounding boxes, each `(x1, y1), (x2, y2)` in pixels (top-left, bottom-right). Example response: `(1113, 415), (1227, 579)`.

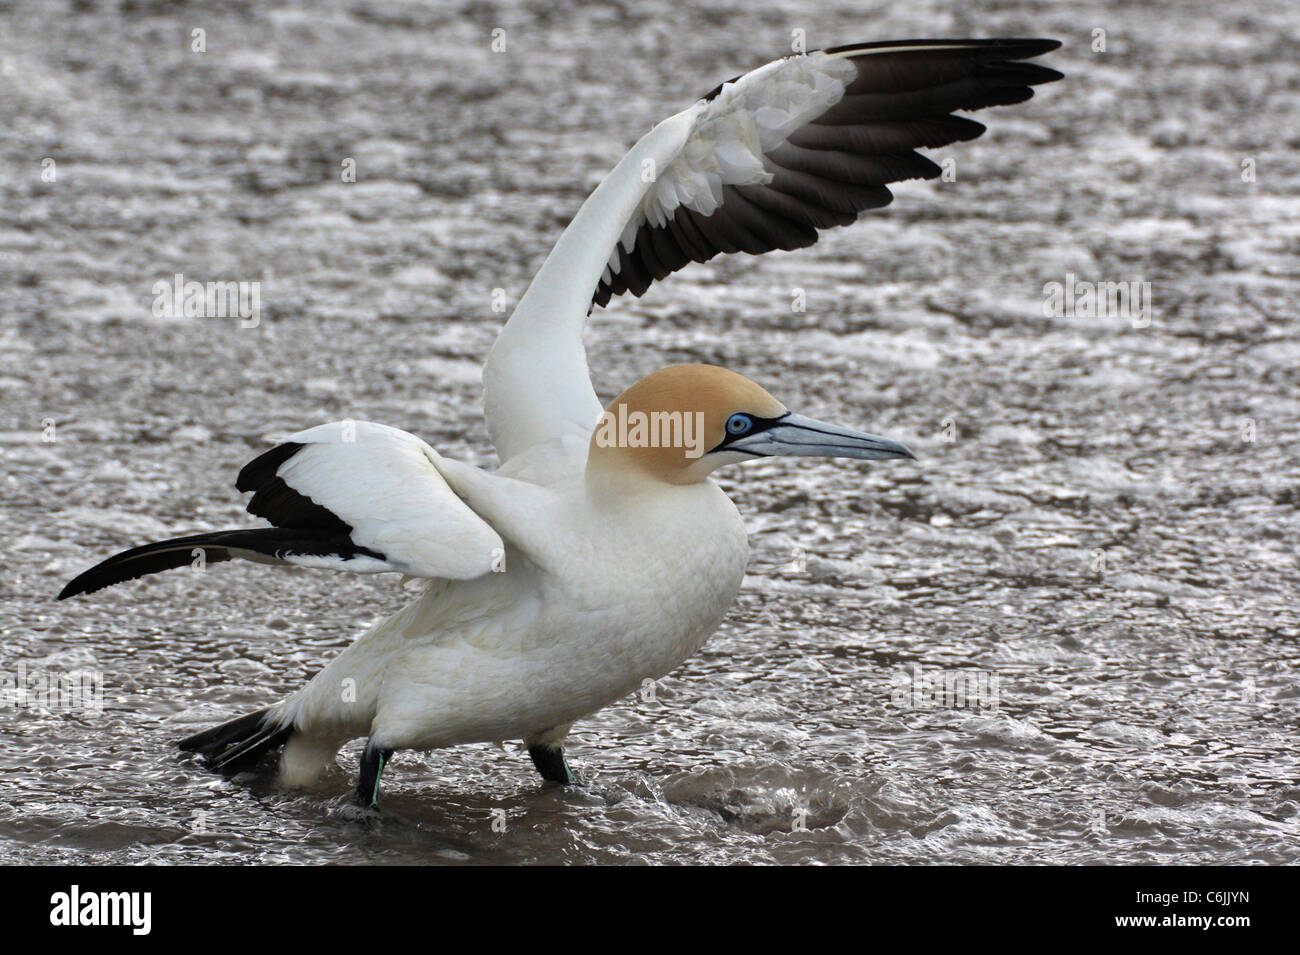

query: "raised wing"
(483, 38), (1061, 463)
(57, 421), (504, 598)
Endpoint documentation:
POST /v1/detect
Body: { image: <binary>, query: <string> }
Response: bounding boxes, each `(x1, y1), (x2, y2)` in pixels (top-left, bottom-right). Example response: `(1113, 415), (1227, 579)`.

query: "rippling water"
(2, 0), (1299, 864)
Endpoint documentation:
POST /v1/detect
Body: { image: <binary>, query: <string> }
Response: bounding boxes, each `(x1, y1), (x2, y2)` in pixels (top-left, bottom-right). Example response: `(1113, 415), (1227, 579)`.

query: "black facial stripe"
(709, 412), (790, 453)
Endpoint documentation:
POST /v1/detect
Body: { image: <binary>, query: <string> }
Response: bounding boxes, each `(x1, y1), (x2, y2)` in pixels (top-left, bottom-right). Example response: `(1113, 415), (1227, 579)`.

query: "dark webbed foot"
(356, 740), (394, 807)
(528, 743), (575, 784)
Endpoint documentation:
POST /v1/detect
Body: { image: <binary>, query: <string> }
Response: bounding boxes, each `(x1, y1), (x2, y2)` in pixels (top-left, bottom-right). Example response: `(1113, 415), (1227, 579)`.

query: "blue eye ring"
(726, 413), (752, 435)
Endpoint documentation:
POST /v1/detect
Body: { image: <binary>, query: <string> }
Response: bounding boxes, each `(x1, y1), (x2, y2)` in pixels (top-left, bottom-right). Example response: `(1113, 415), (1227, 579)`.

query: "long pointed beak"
(728, 412), (915, 461)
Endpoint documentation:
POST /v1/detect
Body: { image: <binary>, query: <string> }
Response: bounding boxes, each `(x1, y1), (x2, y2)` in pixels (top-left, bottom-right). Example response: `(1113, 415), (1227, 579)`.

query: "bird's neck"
(582, 445), (702, 503)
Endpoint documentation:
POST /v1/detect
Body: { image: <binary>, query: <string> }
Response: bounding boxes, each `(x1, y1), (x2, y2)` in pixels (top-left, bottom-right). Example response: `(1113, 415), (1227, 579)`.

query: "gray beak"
(727, 412), (915, 461)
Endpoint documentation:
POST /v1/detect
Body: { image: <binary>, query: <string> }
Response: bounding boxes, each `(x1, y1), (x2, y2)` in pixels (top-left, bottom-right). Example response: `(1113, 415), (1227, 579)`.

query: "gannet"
(59, 38), (1062, 806)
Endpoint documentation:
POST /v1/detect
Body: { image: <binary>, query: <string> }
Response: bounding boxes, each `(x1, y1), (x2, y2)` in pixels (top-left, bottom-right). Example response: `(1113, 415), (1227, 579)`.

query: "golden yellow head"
(586, 363), (913, 486)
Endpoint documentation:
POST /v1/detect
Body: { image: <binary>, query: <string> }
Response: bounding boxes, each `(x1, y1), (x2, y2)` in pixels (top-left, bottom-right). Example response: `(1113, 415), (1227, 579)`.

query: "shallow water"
(2, 0), (1299, 864)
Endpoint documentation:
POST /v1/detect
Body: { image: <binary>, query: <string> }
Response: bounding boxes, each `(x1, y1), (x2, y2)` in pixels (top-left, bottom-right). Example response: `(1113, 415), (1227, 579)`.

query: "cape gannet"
(59, 38), (1062, 806)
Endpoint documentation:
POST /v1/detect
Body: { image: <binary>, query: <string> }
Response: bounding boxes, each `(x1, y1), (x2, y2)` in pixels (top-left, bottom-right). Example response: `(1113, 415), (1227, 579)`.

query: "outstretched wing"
(483, 38), (1062, 463)
(58, 421), (504, 598)
(236, 420), (504, 578)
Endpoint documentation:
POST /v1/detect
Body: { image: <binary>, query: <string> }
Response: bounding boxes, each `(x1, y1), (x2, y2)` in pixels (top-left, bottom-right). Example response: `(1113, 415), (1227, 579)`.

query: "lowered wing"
(57, 420), (504, 599)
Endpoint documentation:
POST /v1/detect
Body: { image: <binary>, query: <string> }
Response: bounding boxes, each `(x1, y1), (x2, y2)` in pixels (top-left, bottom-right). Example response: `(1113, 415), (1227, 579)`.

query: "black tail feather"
(179, 706), (293, 775)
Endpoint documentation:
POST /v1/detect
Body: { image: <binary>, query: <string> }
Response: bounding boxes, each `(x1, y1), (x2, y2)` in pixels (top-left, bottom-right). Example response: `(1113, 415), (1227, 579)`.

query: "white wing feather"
(276, 420), (504, 580)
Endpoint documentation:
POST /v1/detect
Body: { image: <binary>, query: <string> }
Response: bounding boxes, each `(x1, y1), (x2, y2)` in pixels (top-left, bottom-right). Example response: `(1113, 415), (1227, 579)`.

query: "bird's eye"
(726, 413), (752, 435)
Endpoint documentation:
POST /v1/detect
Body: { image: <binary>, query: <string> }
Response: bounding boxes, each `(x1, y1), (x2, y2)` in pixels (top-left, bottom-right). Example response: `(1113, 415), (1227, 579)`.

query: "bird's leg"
(525, 723), (576, 784)
(527, 743), (575, 784)
(355, 740), (395, 808)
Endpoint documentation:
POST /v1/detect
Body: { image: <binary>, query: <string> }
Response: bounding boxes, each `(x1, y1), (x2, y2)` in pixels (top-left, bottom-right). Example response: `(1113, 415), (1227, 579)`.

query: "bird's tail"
(178, 706), (294, 775)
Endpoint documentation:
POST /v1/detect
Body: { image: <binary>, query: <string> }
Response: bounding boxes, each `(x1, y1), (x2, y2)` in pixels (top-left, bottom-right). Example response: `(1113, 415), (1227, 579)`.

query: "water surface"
(1, 0), (1298, 864)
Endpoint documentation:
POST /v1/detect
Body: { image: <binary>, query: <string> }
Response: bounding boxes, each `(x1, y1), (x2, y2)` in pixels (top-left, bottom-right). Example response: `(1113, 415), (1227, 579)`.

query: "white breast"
(289, 479), (749, 751)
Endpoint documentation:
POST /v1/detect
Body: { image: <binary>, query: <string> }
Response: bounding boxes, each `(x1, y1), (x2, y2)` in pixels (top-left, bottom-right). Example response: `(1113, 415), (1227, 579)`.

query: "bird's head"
(586, 363), (913, 486)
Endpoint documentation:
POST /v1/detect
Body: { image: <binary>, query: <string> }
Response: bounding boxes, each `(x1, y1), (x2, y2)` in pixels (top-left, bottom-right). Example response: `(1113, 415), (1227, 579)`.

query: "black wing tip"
(823, 37), (1062, 58)
(1026, 65), (1065, 85)
(56, 578), (91, 600)
(235, 440), (304, 493)
(701, 38), (1062, 107)
(56, 529), (385, 601)
(236, 441), (358, 535)
(56, 537), (232, 600)
(57, 442), (316, 602)
(605, 35), (1064, 311)
(826, 38), (1065, 87)
(57, 576), (110, 600)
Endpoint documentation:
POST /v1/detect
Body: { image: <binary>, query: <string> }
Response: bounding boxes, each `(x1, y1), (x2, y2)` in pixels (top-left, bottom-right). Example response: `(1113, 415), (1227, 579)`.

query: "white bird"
(59, 38), (1061, 805)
